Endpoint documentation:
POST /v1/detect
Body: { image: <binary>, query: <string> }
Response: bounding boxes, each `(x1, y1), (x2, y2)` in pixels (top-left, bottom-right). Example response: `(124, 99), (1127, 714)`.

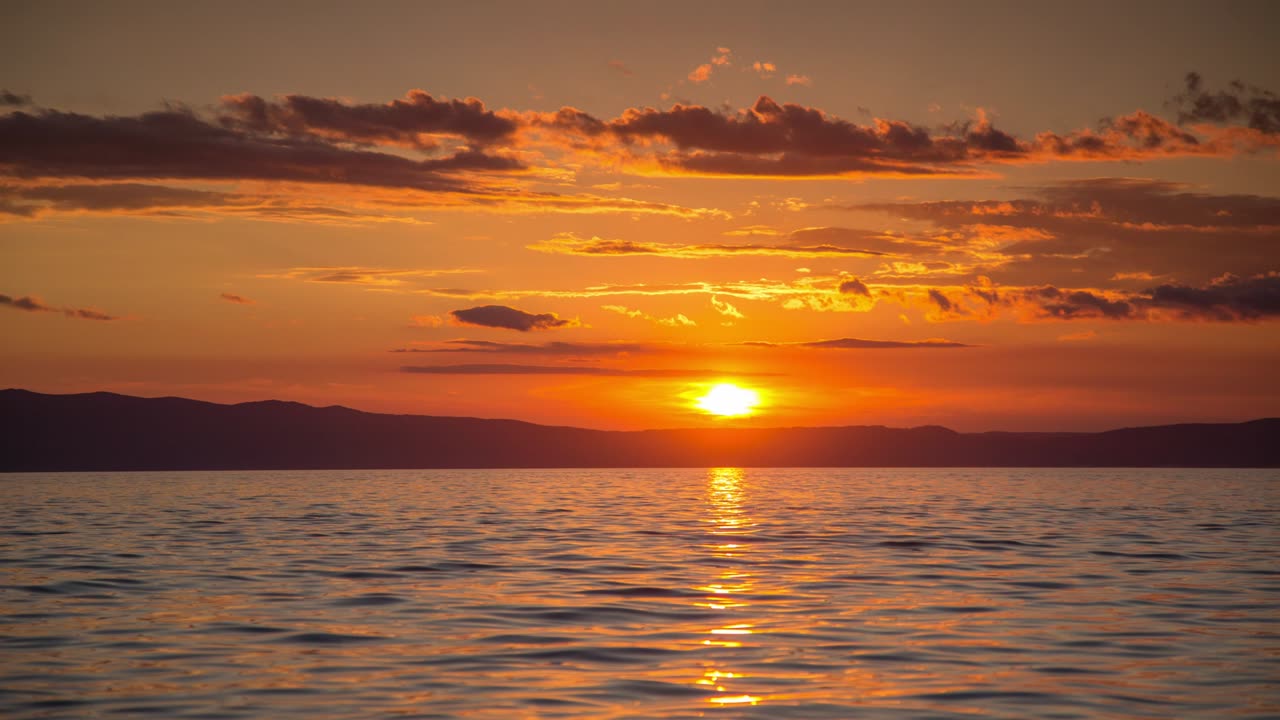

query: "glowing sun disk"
(696, 383), (761, 417)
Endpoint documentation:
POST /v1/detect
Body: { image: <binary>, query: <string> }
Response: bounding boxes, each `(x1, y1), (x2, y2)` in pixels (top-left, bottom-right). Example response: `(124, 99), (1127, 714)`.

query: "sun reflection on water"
(697, 467), (764, 707)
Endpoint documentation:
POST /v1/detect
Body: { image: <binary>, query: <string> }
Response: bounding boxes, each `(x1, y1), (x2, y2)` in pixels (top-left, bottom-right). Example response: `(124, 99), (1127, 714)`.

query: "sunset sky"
(3, 0), (1278, 431)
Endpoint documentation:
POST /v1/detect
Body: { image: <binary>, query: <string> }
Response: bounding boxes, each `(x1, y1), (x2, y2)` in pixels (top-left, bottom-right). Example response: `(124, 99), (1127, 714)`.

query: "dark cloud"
(838, 278), (871, 296)
(0, 181), (437, 223)
(610, 96), (1014, 162)
(1017, 274), (1280, 322)
(0, 293), (117, 320)
(450, 305), (574, 331)
(1172, 72), (1280, 134)
(542, 85), (1275, 178)
(66, 308), (117, 321)
(0, 109), (518, 192)
(392, 340), (657, 355)
(537, 96), (1024, 176)
(1141, 273), (1280, 321)
(0, 182), (238, 216)
(1028, 287), (1135, 319)
(219, 90), (517, 147)
(927, 289), (955, 312)
(1, 90), (31, 107)
(402, 363), (774, 377)
(0, 293), (52, 312)
(220, 293), (254, 305)
(745, 337), (971, 349)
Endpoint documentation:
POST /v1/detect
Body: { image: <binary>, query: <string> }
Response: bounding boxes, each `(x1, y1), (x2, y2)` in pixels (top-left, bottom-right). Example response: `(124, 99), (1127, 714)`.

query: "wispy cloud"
(1, 292), (118, 320)
(602, 304), (696, 327)
(743, 337), (972, 349)
(528, 232), (886, 259)
(260, 266), (480, 287)
(392, 339), (661, 355)
(402, 363), (774, 377)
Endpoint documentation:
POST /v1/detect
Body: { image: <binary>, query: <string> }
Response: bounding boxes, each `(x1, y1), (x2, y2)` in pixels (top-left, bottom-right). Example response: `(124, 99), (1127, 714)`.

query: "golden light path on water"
(695, 467), (762, 707)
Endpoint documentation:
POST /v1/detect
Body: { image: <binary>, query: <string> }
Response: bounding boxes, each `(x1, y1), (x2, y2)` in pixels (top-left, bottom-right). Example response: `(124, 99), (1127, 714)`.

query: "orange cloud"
(687, 47), (732, 83)
(603, 304), (697, 327)
(260, 266), (479, 287)
(527, 233), (888, 259)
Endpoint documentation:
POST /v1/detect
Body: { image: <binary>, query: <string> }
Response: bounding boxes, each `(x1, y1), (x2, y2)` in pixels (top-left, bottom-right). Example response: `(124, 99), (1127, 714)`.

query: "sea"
(1, 468), (1277, 719)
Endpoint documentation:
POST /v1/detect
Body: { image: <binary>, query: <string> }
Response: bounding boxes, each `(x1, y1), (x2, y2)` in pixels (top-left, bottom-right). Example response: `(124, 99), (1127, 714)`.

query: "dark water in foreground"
(1, 469), (1277, 719)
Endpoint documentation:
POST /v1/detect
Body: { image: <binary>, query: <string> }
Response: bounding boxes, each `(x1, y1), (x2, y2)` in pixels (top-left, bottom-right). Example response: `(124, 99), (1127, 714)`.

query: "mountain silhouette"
(2, 388), (1277, 470)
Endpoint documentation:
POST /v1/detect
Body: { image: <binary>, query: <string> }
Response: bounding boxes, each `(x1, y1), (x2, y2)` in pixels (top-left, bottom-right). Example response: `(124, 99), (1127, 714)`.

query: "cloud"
(744, 337), (972, 349)
(392, 339), (659, 355)
(688, 47), (732, 83)
(710, 295), (744, 318)
(0, 182), (249, 218)
(66, 308), (116, 321)
(1140, 273), (1280, 321)
(785, 74), (813, 87)
(528, 232), (887, 259)
(607, 60), (634, 77)
(401, 363), (772, 377)
(839, 278), (871, 296)
(927, 289), (955, 313)
(0, 181), (464, 224)
(218, 90), (517, 147)
(1025, 286), (1134, 319)
(450, 305), (575, 331)
(1005, 273), (1280, 322)
(541, 80), (1279, 178)
(261, 266), (479, 287)
(220, 293), (254, 305)
(1, 90), (32, 107)
(0, 182), (729, 225)
(723, 225), (782, 237)
(752, 61), (776, 79)
(602, 304), (696, 327)
(853, 178), (1280, 287)
(0, 108), (521, 195)
(0, 292), (117, 320)
(583, 95), (1034, 177)
(0, 293), (52, 312)
(1172, 72), (1279, 134)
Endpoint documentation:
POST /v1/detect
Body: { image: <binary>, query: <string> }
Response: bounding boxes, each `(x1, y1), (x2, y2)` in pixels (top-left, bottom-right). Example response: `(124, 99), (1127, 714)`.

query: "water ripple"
(0, 467), (1276, 719)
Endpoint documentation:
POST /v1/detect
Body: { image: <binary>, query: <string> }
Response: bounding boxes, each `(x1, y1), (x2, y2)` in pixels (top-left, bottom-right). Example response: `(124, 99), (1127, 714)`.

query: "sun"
(696, 383), (761, 417)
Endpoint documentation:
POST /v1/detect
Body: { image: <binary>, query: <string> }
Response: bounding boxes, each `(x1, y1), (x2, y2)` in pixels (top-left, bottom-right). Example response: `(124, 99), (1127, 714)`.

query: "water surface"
(1, 468), (1277, 718)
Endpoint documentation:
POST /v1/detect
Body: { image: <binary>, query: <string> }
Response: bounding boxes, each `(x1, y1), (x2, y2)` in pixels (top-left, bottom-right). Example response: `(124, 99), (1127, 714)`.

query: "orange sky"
(2, 1), (1278, 431)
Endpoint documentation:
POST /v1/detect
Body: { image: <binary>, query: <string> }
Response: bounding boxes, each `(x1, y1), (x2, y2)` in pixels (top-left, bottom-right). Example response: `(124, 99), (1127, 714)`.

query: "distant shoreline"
(4, 389), (1278, 471)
